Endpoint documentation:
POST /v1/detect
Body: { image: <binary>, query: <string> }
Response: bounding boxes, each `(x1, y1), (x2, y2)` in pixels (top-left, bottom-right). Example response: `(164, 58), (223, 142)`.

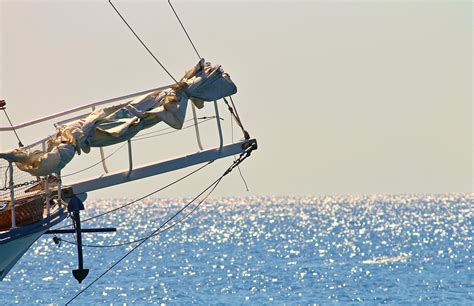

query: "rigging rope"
(108, 0), (180, 85)
(223, 97), (250, 140)
(132, 116), (219, 141)
(0, 100), (24, 147)
(62, 117), (217, 177)
(134, 116), (217, 138)
(65, 147), (254, 305)
(230, 115), (249, 191)
(62, 143), (127, 178)
(167, 0), (202, 60)
(65, 178), (219, 305)
(60, 176), (221, 248)
(62, 4), (254, 303)
(55, 161), (213, 230)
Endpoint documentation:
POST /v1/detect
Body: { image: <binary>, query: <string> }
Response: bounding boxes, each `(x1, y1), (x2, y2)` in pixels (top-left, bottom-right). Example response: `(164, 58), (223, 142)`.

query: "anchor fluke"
(72, 268), (89, 283)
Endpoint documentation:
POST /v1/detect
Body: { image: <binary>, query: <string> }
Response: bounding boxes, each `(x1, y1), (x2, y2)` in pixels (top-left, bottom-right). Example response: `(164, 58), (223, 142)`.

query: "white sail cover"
(0, 60), (237, 176)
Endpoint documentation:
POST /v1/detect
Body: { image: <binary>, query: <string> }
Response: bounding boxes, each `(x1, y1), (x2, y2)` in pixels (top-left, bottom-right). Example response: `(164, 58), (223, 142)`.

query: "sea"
(0, 194), (472, 304)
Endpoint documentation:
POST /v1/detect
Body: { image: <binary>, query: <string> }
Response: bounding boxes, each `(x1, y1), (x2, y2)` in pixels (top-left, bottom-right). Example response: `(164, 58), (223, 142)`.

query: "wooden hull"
(0, 195), (45, 231)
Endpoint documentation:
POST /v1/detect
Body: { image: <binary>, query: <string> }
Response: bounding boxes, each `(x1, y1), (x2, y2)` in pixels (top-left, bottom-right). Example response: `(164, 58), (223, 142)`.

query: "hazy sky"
(0, 0), (472, 198)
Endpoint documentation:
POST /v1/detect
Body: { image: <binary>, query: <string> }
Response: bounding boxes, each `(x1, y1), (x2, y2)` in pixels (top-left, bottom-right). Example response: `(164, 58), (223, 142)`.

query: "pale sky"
(0, 0), (472, 198)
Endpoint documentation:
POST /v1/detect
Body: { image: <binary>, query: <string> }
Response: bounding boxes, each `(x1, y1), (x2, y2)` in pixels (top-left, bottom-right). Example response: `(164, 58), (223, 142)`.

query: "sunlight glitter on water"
(0, 194), (472, 304)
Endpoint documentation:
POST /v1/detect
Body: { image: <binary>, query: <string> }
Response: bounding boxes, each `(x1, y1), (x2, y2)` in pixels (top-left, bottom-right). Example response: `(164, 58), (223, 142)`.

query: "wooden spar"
(67, 139), (257, 195)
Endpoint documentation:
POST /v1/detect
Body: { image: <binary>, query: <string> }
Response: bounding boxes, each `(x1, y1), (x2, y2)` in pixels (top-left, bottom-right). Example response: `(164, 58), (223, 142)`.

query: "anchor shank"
(73, 210), (84, 270)
(68, 195), (89, 283)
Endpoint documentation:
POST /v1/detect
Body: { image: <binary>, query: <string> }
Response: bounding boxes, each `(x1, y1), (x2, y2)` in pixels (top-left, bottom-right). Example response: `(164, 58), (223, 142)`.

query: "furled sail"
(0, 60), (237, 176)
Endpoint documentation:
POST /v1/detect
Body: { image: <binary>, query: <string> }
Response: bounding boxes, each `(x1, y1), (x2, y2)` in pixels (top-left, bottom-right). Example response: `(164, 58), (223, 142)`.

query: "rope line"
(229, 96), (241, 122)
(63, 117), (217, 177)
(132, 117), (217, 142)
(64, 156), (246, 305)
(1, 108), (24, 147)
(62, 3), (256, 302)
(108, 0), (180, 85)
(54, 161), (213, 230)
(168, 0), (201, 60)
(229, 96), (249, 139)
(135, 116), (220, 138)
(66, 170), (226, 305)
(65, 179), (219, 305)
(231, 116), (249, 191)
(62, 143), (127, 178)
(60, 176), (221, 249)
(223, 97), (249, 140)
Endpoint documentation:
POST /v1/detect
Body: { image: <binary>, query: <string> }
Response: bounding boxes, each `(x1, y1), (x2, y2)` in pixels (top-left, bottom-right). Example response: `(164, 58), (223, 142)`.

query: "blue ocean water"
(0, 194), (472, 304)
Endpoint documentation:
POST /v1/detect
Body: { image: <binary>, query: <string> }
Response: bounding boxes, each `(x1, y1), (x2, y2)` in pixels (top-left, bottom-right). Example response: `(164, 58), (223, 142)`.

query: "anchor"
(44, 195), (116, 283)
(69, 195), (89, 283)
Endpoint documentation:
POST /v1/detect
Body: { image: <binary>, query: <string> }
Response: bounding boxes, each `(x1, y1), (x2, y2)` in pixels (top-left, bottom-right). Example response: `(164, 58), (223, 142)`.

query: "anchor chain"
(1, 180), (37, 191)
